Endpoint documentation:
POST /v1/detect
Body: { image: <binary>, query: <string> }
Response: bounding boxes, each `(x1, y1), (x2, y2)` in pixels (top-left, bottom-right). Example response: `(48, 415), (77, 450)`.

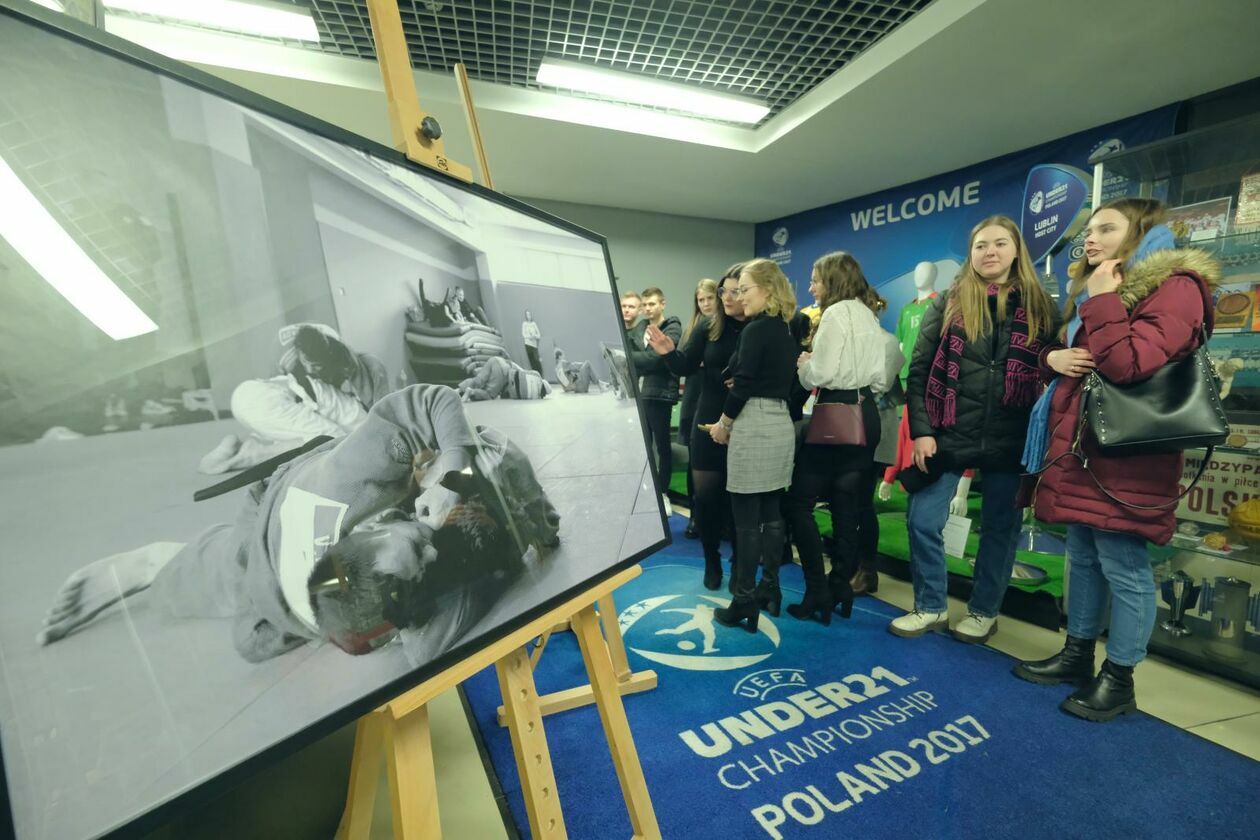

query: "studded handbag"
(1071, 329), (1227, 510)
(1078, 329), (1228, 456)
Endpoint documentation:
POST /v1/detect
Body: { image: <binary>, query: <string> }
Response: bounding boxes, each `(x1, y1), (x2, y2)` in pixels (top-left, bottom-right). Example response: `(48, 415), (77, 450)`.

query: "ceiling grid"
(103, 1), (934, 124)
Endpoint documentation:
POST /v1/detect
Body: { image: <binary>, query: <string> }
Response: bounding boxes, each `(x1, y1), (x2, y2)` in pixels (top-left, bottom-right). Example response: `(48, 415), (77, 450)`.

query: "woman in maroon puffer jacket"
(1015, 197), (1221, 722)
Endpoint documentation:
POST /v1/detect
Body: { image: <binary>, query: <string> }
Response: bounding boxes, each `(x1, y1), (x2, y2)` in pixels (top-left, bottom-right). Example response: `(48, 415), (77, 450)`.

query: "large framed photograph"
(0, 4), (669, 839)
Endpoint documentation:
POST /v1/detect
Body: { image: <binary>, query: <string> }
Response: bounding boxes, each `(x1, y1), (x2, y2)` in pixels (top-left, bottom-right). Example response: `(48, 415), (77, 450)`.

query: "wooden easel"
(364, 0), (472, 183)
(336, 568), (659, 839)
(494, 593), (657, 727)
(337, 4), (661, 837)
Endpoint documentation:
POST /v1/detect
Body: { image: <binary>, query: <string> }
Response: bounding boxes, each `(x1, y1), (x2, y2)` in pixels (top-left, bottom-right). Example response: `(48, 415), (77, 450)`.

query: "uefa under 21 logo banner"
(1020, 164), (1092, 264)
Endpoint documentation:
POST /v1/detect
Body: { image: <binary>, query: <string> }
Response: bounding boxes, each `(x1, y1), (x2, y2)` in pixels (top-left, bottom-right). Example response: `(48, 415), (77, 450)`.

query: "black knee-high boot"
(755, 521), (784, 617)
(826, 567), (855, 620)
(788, 533), (834, 624)
(715, 527), (761, 632)
(702, 541), (722, 591)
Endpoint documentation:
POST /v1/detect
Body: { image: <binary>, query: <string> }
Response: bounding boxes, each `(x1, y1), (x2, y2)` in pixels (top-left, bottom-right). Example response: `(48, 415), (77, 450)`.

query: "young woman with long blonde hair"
(706, 259), (800, 630)
(895, 215), (1058, 642)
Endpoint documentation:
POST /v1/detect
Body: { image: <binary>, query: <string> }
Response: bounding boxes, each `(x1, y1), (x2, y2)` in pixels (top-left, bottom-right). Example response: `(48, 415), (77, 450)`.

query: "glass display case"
(1094, 113), (1260, 689)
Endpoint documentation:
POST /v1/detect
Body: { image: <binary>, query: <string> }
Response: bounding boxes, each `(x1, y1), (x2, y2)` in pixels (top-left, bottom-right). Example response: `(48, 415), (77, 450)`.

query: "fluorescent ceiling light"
(29, 0), (65, 11)
(0, 153), (158, 340)
(537, 59), (770, 124)
(102, 0), (320, 42)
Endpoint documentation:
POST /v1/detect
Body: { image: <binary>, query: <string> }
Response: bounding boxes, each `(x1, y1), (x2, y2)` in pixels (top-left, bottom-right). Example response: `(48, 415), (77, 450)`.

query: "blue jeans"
(906, 470), (1022, 616)
(1065, 525), (1156, 667)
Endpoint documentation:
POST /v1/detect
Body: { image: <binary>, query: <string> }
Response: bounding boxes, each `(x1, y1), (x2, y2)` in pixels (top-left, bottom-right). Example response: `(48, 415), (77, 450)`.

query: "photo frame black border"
(0, 2), (672, 837)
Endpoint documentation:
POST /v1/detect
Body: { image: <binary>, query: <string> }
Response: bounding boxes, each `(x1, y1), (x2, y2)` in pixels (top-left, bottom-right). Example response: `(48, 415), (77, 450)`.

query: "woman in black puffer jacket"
(893, 215), (1059, 644)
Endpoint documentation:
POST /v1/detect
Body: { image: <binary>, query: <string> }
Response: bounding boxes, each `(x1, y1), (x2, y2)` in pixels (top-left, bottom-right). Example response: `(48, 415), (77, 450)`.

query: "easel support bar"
(365, 0), (472, 181)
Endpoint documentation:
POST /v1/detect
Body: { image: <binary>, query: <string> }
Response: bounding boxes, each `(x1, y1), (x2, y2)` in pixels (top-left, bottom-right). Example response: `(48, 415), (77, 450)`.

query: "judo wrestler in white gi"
(199, 323), (389, 475)
(40, 385), (561, 666)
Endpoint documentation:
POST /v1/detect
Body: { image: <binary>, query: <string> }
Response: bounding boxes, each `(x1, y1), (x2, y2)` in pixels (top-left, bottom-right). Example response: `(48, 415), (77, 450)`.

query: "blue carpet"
(464, 516), (1259, 840)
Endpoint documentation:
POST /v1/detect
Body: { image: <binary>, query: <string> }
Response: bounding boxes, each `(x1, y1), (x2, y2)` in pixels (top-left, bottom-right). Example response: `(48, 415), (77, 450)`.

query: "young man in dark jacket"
(626, 287), (682, 494)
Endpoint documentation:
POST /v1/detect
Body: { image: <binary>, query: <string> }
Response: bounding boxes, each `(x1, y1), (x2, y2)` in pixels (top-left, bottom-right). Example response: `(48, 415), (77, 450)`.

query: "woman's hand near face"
(1086, 259), (1123, 297)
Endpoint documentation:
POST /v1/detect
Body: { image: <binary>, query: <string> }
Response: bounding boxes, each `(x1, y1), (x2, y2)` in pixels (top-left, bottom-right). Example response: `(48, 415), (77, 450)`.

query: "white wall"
(517, 198), (754, 322)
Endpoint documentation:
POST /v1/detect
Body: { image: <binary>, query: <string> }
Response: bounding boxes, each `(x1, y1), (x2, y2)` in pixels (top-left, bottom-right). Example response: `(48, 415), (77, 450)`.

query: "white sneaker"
(952, 612), (998, 644)
(889, 609), (948, 638)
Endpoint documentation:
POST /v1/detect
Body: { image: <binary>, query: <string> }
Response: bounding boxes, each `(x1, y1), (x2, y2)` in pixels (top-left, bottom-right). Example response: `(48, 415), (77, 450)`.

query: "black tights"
(692, 469), (731, 563)
(784, 465), (878, 592)
(730, 490), (784, 528)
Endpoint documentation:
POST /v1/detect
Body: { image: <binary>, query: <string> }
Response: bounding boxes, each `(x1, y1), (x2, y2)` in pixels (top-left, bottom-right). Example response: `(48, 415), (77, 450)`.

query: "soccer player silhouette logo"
(655, 604), (719, 654)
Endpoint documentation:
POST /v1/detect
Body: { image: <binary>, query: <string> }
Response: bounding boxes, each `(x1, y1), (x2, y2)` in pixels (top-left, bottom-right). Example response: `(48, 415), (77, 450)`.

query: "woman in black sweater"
(709, 258), (800, 631)
(678, 278), (720, 538)
(647, 264), (747, 590)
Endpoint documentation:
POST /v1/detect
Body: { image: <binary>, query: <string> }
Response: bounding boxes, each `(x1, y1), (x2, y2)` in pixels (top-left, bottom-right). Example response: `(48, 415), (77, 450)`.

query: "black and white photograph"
(0, 8), (668, 840)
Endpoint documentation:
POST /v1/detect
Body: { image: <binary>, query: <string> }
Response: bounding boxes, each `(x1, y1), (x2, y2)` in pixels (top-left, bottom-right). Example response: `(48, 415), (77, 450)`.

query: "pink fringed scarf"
(925, 285), (1044, 429)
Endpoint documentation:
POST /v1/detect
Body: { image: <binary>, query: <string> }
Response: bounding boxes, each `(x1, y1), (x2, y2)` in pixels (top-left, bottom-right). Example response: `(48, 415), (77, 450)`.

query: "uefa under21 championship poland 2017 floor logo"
(619, 594), (781, 671)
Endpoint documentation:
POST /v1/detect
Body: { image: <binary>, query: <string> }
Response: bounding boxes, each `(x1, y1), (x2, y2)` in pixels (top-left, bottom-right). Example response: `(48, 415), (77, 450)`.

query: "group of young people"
(624, 197), (1221, 723)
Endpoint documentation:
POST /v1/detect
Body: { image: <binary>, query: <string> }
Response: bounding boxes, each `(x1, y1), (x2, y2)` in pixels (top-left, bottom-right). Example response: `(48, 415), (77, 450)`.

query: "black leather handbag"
(1078, 332), (1228, 456)
(1069, 331), (1228, 511)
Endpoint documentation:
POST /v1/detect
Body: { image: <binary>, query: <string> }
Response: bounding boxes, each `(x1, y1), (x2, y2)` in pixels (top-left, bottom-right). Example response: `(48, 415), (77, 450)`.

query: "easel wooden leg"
(337, 713), (385, 840)
(338, 568), (658, 840)
(496, 591), (658, 726)
(496, 647), (567, 839)
(597, 594), (633, 681)
(571, 605), (661, 840)
(384, 706), (442, 839)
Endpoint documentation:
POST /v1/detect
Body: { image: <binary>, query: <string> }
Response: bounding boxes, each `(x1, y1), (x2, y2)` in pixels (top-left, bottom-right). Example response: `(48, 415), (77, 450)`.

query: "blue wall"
(755, 106), (1179, 330)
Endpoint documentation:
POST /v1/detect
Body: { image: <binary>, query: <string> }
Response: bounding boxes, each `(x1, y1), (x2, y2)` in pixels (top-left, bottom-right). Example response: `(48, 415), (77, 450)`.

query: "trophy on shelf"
(1204, 577), (1253, 664)
(1160, 570), (1201, 638)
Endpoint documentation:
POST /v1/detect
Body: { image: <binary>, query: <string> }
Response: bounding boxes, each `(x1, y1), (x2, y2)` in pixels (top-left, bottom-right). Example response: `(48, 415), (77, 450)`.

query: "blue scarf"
(1020, 224), (1177, 473)
(1020, 290), (1086, 472)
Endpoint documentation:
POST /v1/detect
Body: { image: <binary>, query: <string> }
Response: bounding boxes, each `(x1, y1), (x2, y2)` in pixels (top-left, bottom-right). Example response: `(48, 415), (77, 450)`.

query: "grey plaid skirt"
(726, 398), (795, 493)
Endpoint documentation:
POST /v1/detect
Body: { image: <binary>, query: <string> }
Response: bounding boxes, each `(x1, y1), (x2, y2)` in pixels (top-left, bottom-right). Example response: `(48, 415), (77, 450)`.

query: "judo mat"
(463, 515), (1260, 840)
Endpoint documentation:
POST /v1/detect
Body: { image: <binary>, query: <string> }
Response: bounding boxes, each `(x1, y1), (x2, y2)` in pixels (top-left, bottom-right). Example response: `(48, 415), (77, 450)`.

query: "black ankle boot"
(685, 518), (698, 539)
(786, 587), (834, 625)
(827, 575), (855, 620)
(1060, 659), (1136, 722)
(714, 598), (760, 633)
(1012, 635), (1095, 685)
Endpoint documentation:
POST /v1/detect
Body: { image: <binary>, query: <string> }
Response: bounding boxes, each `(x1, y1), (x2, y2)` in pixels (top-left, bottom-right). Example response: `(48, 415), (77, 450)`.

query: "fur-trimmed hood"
(1115, 247), (1222, 310)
